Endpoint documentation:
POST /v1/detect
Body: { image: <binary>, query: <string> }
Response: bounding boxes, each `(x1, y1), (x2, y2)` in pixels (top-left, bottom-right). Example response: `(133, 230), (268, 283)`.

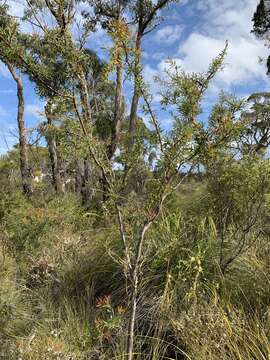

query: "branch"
(141, 0), (170, 35)
(116, 205), (132, 273)
(123, 43), (164, 153)
(72, 90), (111, 189)
(141, 87), (164, 153)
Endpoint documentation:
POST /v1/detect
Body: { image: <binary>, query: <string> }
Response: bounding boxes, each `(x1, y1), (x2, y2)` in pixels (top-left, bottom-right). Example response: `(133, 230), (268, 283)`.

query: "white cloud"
(143, 51), (167, 61)
(144, 64), (158, 83)
(139, 0), (270, 125)
(143, 64), (162, 102)
(173, 33), (267, 86)
(0, 62), (11, 79)
(8, 0), (26, 18)
(6, 0), (38, 33)
(26, 104), (45, 119)
(155, 0), (268, 92)
(0, 118), (18, 154)
(196, 0), (260, 39)
(155, 25), (183, 45)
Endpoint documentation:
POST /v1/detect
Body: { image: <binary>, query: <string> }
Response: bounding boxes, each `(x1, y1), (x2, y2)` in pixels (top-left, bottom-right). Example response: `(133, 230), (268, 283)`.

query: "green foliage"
(1, 193), (84, 254)
(159, 43), (228, 122)
(0, 2), (270, 359)
(207, 158), (270, 271)
(241, 93), (270, 155)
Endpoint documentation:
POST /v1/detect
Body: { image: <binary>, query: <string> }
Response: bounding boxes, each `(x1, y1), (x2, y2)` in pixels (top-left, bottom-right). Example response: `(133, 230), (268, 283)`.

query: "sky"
(0, 0), (269, 154)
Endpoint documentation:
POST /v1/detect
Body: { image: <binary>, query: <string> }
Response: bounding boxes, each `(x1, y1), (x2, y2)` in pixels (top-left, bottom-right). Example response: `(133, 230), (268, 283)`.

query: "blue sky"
(0, 0), (269, 154)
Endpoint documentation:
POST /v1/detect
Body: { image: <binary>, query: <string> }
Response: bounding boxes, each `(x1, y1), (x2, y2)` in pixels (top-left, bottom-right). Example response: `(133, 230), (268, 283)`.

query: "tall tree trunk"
(101, 64), (124, 202)
(108, 64), (123, 160)
(45, 102), (63, 193)
(78, 69), (92, 123)
(128, 32), (142, 149)
(7, 63), (32, 196)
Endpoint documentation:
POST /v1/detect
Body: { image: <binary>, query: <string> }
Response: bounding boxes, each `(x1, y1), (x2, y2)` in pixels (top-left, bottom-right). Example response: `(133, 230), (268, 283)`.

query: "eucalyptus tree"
(21, 17), (75, 194)
(126, 0), (175, 149)
(94, 0), (128, 160)
(0, 1), (75, 193)
(94, 0), (178, 150)
(91, 0), (180, 203)
(0, 4), (33, 196)
(21, 1), (119, 198)
(0, 0), (108, 199)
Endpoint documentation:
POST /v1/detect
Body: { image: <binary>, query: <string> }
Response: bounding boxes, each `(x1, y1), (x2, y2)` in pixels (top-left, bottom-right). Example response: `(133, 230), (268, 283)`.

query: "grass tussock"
(0, 188), (270, 359)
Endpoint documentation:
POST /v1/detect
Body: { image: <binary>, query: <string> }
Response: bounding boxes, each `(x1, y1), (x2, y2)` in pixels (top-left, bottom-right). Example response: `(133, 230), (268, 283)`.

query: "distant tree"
(43, 99), (64, 193)
(241, 92), (270, 155)
(253, 0), (270, 73)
